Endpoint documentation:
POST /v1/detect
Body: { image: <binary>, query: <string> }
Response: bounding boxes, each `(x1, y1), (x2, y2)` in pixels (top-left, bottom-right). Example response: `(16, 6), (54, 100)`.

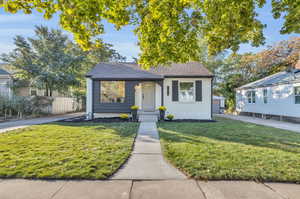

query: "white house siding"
(164, 78), (212, 120)
(155, 83), (162, 109)
(236, 82), (300, 118)
(86, 78), (93, 119)
(0, 75), (12, 97)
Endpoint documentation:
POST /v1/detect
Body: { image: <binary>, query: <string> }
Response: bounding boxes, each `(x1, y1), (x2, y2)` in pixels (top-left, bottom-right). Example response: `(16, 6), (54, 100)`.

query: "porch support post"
(86, 77), (94, 120)
(158, 80), (164, 106)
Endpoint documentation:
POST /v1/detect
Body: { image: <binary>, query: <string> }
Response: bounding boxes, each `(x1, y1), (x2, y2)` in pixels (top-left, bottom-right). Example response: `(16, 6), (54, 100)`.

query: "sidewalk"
(0, 179), (299, 199)
(217, 114), (300, 133)
(111, 121), (186, 180)
(0, 112), (84, 133)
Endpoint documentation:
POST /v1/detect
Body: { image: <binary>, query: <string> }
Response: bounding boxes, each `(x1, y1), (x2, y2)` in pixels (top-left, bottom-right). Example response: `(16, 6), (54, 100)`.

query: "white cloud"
(0, 43), (15, 55)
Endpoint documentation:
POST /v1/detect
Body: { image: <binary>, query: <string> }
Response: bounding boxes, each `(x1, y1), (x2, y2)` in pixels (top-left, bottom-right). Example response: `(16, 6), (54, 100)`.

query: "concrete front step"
(138, 115), (158, 122)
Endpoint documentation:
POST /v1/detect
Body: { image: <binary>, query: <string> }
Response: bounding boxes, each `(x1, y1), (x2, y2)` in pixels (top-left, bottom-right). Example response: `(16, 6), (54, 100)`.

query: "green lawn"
(158, 117), (300, 182)
(0, 122), (138, 179)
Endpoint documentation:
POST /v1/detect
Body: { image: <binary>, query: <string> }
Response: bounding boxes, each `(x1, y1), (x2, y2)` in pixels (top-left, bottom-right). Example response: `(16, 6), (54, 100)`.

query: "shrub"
(166, 114), (174, 121)
(120, 114), (129, 119)
(130, 105), (139, 110)
(158, 106), (167, 111)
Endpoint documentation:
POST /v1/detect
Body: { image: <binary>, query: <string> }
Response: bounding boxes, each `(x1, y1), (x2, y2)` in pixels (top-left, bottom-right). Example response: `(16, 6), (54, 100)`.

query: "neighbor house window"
(30, 89), (37, 96)
(179, 82), (194, 102)
(100, 81), (125, 103)
(295, 86), (300, 104)
(247, 90), (256, 104)
(263, 89), (268, 104)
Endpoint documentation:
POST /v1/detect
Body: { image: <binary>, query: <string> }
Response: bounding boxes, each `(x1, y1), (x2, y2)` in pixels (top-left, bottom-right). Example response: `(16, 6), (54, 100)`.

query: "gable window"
(179, 82), (194, 102)
(247, 90), (256, 104)
(295, 86), (300, 104)
(100, 81), (125, 103)
(263, 89), (268, 104)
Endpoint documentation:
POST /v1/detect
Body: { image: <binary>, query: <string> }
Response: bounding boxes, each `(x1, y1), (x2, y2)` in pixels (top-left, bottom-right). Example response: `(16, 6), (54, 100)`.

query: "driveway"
(217, 114), (300, 133)
(0, 179), (299, 199)
(0, 112), (84, 133)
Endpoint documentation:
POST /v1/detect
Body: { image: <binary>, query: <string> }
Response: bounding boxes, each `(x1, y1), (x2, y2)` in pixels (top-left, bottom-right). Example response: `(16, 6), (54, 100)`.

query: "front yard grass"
(0, 122), (138, 179)
(158, 117), (300, 183)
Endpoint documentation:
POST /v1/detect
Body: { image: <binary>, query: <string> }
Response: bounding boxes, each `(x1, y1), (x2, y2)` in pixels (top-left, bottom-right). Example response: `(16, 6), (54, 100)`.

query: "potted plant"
(158, 106), (167, 120)
(166, 114), (174, 121)
(120, 114), (129, 121)
(130, 105), (139, 121)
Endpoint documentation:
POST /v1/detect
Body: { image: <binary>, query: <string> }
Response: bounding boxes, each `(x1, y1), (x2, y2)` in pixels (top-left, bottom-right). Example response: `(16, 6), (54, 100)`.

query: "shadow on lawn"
(45, 122), (138, 138)
(158, 119), (300, 153)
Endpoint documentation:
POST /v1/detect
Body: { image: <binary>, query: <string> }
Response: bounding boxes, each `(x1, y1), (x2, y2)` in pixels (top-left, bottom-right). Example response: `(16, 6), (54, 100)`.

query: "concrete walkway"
(217, 114), (300, 133)
(1, 179), (299, 199)
(111, 121), (186, 180)
(0, 112), (84, 133)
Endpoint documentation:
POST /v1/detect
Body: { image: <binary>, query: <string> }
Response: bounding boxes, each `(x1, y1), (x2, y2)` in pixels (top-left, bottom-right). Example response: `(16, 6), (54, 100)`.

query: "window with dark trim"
(100, 81), (125, 103)
(179, 81), (194, 102)
(295, 86), (300, 104)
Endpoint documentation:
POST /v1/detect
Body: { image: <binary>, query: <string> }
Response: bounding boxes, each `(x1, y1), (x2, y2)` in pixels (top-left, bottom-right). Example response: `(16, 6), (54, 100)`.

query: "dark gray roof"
(0, 68), (10, 75)
(238, 69), (300, 90)
(148, 62), (213, 77)
(86, 62), (213, 79)
(86, 63), (163, 80)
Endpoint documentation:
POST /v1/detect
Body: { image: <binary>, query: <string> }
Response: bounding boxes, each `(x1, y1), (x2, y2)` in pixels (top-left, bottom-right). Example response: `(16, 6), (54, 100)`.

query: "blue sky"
(0, 1), (298, 61)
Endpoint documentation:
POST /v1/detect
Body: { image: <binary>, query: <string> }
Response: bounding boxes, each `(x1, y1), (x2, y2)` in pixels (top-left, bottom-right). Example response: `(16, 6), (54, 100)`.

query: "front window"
(100, 81), (125, 103)
(263, 89), (268, 104)
(179, 82), (194, 102)
(295, 86), (300, 104)
(247, 90), (256, 104)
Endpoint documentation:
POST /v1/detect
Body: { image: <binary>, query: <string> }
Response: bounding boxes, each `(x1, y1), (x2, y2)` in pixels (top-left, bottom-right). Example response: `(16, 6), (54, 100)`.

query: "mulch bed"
(162, 119), (217, 123)
(59, 116), (136, 123)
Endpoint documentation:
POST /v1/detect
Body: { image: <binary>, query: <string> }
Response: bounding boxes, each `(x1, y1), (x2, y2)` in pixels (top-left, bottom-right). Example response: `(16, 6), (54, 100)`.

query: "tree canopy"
(1, 0), (299, 67)
(1, 25), (125, 97)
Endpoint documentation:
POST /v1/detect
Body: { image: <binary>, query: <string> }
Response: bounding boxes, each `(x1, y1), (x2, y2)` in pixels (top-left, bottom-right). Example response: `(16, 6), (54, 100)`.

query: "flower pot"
(159, 110), (165, 121)
(132, 109), (138, 121)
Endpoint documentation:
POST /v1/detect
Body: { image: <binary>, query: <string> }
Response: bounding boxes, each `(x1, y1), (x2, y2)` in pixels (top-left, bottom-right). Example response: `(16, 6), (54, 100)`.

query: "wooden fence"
(48, 97), (83, 114)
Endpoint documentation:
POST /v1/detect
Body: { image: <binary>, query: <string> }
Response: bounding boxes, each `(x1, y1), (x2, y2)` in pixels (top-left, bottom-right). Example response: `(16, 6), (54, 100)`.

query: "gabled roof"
(86, 63), (163, 80)
(86, 62), (213, 79)
(237, 69), (300, 90)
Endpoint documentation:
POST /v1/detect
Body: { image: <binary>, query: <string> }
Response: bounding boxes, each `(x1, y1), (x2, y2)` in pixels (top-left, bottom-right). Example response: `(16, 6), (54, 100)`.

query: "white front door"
(142, 82), (155, 111)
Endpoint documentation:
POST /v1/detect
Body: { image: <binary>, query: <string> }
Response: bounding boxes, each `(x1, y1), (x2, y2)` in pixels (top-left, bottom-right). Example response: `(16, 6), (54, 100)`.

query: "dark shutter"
(195, 80), (202, 101)
(172, 80), (179, 101)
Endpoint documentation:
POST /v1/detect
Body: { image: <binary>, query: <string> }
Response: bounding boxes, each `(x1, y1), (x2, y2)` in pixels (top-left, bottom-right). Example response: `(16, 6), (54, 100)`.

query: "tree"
(1, 0), (299, 67)
(1, 25), (126, 97)
(215, 36), (300, 112)
(1, 26), (84, 96)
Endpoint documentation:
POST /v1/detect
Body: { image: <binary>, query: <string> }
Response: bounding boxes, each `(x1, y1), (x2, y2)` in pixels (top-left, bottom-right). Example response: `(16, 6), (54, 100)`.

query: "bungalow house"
(86, 62), (214, 120)
(236, 61), (300, 122)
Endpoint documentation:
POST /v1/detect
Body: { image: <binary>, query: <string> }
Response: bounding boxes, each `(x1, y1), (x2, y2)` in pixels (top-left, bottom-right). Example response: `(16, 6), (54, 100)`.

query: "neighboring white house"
(86, 62), (214, 120)
(236, 62), (300, 122)
(213, 95), (225, 113)
(0, 68), (12, 98)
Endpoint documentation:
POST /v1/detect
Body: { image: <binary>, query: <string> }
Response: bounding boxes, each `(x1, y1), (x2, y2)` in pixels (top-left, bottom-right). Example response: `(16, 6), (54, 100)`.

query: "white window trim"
(178, 80), (195, 103)
(247, 90), (256, 104)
